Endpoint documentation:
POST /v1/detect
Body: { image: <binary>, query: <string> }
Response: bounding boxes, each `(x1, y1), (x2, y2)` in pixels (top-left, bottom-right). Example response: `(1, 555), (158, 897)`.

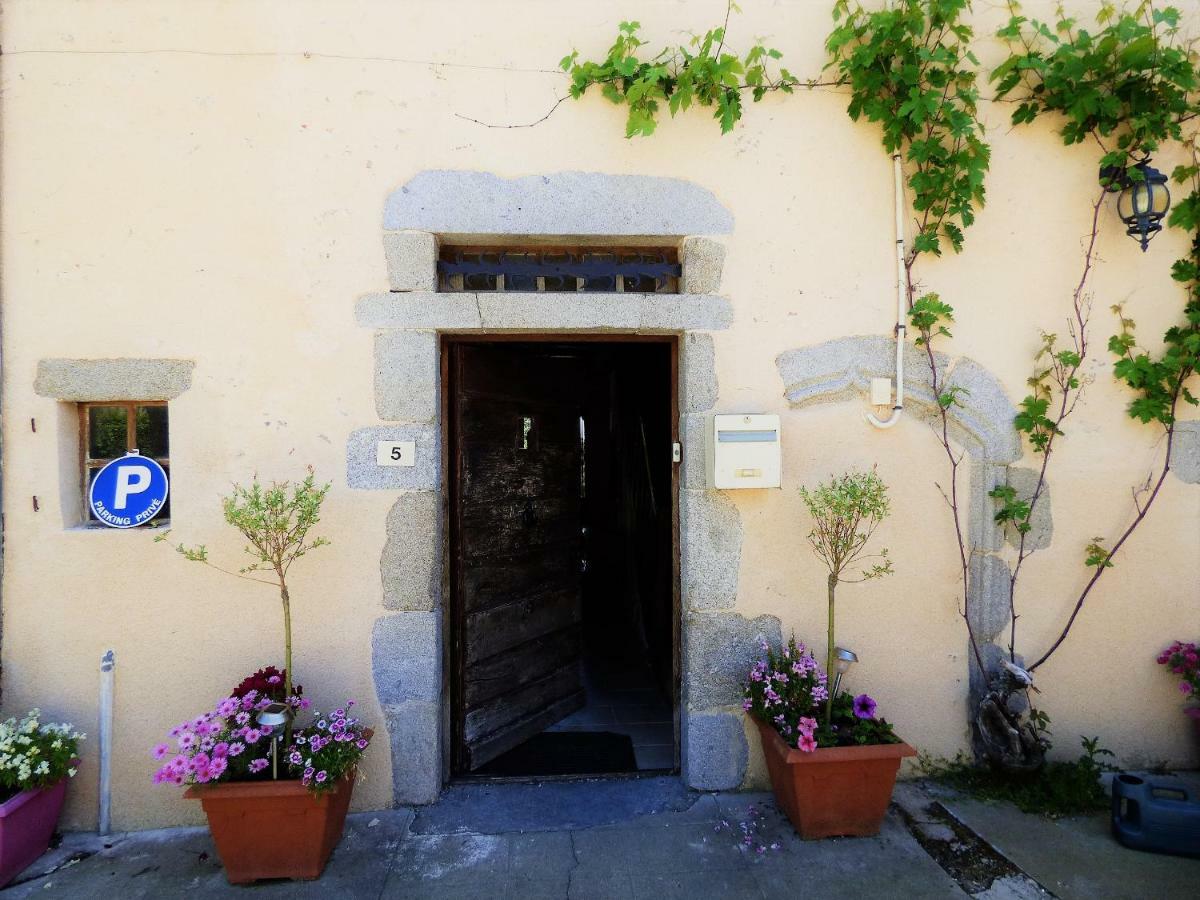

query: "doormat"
(474, 731), (638, 777)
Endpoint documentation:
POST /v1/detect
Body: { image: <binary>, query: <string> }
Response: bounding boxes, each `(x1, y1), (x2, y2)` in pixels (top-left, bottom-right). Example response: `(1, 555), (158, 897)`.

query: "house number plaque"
(376, 440), (416, 467)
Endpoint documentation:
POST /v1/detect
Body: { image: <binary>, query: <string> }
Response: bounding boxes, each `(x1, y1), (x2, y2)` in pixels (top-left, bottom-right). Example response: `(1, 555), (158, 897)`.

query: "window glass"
(136, 406), (169, 458)
(88, 406), (128, 459)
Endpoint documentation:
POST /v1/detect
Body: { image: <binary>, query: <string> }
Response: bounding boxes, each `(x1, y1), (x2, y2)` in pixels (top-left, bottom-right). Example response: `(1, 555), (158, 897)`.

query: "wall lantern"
(831, 646), (858, 698)
(1103, 158), (1171, 252)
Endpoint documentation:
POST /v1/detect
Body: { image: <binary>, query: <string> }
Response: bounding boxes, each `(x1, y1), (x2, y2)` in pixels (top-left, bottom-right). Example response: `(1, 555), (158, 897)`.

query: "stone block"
(685, 711), (749, 791)
(1172, 420), (1200, 484)
(382, 492), (440, 611)
(356, 292), (481, 329)
(998, 466), (1053, 551)
(967, 554), (1012, 644)
(681, 236), (726, 294)
(638, 294), (733, 331)
(347, 424), (439, 490)
(383, 230), (438, 292)
(682, 333), (718, 413)
(372, 612), (441, 705)
(477, 292), (641, 331)
(684, 611), (782, 709)
(943, 359), (1021, 463)
(375, 330), (437, 422)
(968, 642), (1028, 713)
(382, 700), (441, 804)
(969, 462), (1008, 553)
(383, 170), (734, 236)
(681, 415), (707, 490)
(681, 489), (740, 610)
(34, 358), (195, 401)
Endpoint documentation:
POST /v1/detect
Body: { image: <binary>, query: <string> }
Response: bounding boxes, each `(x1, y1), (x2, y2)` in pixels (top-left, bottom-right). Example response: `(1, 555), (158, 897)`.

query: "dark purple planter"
(0, 778), (69, 887)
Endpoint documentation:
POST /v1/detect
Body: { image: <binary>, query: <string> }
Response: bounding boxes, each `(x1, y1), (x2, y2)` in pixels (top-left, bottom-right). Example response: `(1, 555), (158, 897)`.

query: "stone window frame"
(78, 400), (172, 527)
(350, 171), (776, 805)
(34, 358), (194, 529)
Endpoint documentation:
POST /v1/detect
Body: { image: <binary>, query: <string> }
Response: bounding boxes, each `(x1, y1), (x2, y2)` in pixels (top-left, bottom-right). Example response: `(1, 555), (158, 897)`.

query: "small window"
(438, 245), (680, 293)
(79, 401), (170, 525)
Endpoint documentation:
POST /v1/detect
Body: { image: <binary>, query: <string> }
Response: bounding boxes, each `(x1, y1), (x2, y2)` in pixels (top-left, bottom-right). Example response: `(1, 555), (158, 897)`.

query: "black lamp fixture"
(1102, 157), (1171, 252)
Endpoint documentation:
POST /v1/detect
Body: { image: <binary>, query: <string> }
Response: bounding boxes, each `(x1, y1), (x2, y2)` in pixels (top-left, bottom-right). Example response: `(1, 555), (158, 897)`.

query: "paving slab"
(940, 794), (1200, 900)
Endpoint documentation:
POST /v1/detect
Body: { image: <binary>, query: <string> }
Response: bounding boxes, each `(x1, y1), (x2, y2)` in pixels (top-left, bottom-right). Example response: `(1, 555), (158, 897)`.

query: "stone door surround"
(349, 171), (777, 804)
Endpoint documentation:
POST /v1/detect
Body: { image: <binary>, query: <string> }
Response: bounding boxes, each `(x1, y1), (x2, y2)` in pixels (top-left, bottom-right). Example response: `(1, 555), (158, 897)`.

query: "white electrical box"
(706, 414), (782, 489)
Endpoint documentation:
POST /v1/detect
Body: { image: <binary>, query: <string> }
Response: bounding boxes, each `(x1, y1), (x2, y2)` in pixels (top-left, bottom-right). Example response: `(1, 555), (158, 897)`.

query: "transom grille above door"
(438, 246), (680, 293)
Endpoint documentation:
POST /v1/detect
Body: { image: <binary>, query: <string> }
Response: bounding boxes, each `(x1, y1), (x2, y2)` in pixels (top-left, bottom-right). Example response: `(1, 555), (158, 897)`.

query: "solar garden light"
(1102, 158), (1171, 252)
(831, 646), (858, 698)
(256, 702), (292, 780)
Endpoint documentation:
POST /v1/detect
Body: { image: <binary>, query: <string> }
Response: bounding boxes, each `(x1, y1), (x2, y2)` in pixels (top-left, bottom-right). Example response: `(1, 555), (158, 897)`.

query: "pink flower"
(1181, 681), (1193, 694)
(267, 675), (281, 685)
(244, 728), (262, 744)
(235, 711), (250, 726)
(228, 742), (246, 757)
(208, 757), (228, 779)
(797, 734), (818, 753)
(153, 743), (170, 760)
(212, 742), (229, 758)
(177, 732), (196, 750)
(217, 698), (239, 717)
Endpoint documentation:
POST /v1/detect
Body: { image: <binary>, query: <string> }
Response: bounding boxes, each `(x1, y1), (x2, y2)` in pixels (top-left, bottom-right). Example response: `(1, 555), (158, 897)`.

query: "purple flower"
(290, 750), (304, 765)
(217, 698), (239, 717)
(228, 742), (246, 757)
(853, 694), (877, 719)
(316, 771), (328, 783)
(152, 743), (170, 760)
(248, 758), (269, 774)
(212, 742), (229, 758)
(208, 757), (228, 779)
(235, 711), (250, 726)
(356, 739), (368, 750)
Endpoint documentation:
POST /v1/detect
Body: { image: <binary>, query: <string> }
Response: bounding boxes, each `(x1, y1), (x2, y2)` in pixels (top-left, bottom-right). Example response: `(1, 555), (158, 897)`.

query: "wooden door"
(450, 343), (587, 772)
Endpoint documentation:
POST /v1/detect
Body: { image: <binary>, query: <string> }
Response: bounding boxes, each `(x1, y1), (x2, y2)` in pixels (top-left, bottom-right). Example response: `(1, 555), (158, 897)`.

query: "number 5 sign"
(376, 440), (416, 467)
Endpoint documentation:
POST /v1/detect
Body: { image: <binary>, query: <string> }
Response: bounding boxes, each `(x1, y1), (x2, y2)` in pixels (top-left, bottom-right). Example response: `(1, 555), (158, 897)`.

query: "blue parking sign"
(88, 454), (169, 528)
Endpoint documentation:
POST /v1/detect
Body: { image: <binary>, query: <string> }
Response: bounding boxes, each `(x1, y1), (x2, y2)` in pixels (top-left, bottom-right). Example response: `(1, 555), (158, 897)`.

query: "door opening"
(446, 337), (679, 779)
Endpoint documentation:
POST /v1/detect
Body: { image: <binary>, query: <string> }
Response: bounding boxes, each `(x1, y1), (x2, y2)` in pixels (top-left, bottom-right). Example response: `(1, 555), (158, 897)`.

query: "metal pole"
(99, 650), (115, 835)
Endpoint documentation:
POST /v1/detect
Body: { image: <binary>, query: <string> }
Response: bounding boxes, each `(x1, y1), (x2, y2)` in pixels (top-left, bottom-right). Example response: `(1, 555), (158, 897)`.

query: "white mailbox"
(706, 414), (782, 489)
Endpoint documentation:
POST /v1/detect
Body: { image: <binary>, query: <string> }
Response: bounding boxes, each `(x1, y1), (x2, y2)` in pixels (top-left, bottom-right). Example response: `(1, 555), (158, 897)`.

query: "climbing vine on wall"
(559, 0), (1200, 767)
(560, 4), (799, 137)
(826, 0), (989, 255)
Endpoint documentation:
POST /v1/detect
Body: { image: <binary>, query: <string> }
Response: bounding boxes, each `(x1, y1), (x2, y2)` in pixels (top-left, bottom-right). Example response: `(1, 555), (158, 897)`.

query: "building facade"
(2, 0), (1199, 830)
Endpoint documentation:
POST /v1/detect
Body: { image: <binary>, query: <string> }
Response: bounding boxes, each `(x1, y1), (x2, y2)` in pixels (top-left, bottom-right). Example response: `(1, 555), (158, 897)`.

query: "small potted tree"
(0, 710), (84, 887)
(746, 469), (914, 839)
(153, 469), (372, 883)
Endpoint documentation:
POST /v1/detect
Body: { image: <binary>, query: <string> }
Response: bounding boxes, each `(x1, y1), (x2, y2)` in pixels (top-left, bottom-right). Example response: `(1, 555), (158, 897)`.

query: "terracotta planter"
(0, 778), (70, 887)
(753, 717), (915, 839)
(186, 772), (355, 884)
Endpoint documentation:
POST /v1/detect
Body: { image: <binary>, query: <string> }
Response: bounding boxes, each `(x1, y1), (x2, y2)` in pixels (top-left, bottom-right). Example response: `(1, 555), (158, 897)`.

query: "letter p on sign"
(114, 465), (152, 509)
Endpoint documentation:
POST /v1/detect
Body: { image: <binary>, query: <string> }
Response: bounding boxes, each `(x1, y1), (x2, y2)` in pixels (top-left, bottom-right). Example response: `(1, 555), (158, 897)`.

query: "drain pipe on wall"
(867, 151), (908, 429)
(98, 649), (115, 835)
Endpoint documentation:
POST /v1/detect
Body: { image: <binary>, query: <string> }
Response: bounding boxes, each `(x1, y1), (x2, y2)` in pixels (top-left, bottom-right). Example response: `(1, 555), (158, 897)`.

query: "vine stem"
(1006, 187), (1105, 661)
(1028, 394), (1182, 673)
(903, 249), (986, 678)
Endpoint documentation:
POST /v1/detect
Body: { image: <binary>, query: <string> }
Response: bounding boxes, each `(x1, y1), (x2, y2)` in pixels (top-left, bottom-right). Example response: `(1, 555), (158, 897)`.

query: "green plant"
(799, 469), (893, 723)
(157, 468), (331, 738)
(0, 710), (84, 802)
(921, 735), (1115, 817)
(826, 0), (989, 256)
(560, 3), (799, 137)
(993, 1), (1197, 183)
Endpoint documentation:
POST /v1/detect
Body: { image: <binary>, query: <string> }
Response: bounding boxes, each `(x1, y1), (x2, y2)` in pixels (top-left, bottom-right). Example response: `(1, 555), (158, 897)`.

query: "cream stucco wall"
(2, 0), (1198, 829)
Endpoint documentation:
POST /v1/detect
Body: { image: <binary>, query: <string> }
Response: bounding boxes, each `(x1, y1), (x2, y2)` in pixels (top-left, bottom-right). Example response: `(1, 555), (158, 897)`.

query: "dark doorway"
(446, 337), (678, 779)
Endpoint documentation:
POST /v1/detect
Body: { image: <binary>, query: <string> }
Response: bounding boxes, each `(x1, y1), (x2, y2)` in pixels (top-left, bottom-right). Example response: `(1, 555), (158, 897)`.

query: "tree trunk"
(825, 572), (837, 725)
(280, 577), (293, 745)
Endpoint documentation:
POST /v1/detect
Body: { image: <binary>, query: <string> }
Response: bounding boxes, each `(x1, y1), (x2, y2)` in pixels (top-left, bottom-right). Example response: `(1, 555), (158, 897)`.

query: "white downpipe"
(99, 649), (114, 835)
(867, 151), (908, 429)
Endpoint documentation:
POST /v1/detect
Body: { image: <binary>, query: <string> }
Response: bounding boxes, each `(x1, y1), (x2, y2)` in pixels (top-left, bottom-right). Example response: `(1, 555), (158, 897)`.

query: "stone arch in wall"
(777, 335), (1031, 708)
(349, 170), (779, 804)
